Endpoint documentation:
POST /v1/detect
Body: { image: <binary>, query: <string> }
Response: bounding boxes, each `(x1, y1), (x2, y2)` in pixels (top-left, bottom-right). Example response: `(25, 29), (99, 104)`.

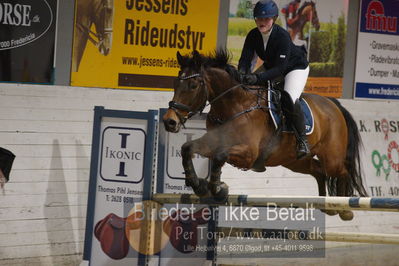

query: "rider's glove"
(242, 74), (258, 85)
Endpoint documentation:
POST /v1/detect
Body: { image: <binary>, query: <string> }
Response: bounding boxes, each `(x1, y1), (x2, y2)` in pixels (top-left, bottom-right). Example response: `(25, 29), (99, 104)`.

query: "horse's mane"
(298, 1), (314, 14)
(179, 49), (241, 82)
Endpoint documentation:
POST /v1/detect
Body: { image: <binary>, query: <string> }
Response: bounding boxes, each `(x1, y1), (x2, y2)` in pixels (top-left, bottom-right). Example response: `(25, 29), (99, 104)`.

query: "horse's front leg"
(181, 140), (210, 197)
(208, 150), (229, 202)
(207, 144), (258, 202)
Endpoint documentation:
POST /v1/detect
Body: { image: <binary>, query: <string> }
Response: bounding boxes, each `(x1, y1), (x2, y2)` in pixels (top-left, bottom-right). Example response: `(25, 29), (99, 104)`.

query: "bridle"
(76, 0), (113, 49)
(301, 2), (319, 29)
(168, 73), (208, 128)
(168, 72), (276, 128)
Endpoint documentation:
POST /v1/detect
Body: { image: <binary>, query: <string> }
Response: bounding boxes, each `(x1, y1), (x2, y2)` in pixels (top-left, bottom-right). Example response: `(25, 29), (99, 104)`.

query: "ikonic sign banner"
(354, 0), (399, 100)
(83, 108), (157, 265)
(100, 126), (145, 183)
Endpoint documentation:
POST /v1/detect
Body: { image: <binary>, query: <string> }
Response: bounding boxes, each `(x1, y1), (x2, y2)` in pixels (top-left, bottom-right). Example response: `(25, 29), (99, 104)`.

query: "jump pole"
(152, 193), (399, 212)
(325, 232), (399, 245)
(216, 227), (399, 245)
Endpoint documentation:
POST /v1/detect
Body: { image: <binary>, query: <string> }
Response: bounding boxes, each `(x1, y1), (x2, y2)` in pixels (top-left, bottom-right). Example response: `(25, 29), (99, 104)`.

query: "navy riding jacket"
(238, 24), (308, 81)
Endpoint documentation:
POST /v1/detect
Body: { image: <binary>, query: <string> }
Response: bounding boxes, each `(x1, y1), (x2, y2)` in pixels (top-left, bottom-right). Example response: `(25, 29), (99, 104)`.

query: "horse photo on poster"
(72, 0), (114, 72)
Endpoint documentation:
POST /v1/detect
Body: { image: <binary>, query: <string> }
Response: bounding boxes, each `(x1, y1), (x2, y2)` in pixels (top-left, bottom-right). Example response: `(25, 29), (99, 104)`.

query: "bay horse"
(286, 1), (320, 41)
(163, 50), (368, 221)
(71, 0), (114, 72)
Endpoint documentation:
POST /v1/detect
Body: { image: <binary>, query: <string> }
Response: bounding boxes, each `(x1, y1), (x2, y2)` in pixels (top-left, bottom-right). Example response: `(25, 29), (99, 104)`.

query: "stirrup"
(296, 140), (310, 159)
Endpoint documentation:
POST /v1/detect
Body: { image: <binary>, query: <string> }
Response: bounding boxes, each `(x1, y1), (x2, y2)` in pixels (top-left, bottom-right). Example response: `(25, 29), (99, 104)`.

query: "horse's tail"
(328, 98), (368, 197)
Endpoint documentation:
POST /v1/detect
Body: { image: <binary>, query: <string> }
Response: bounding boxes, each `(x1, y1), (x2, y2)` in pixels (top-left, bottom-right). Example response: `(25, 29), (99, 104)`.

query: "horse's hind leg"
(311, 159), (340, 216)
(285, 158), (338, 216)
(336, 174), (354, 221)
(285, 158), (327, 195)
(322, 157), (354, 221)
(306, 157), (354, 220)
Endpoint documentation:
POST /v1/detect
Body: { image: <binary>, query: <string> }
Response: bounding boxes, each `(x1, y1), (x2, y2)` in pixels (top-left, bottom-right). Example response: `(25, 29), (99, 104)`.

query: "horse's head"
(94, 0), (114, 55)
(298, 1), (320, 31)
(163, 50), (209, 133)
(308, 1), (320, 31)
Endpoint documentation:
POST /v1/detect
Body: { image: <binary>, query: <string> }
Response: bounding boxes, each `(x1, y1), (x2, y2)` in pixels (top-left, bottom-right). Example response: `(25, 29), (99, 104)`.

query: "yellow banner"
(71, 0), (220, 90)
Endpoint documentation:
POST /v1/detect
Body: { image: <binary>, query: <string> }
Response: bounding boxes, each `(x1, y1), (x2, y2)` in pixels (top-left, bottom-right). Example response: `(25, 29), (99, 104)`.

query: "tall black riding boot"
(292, 100), (310, 159)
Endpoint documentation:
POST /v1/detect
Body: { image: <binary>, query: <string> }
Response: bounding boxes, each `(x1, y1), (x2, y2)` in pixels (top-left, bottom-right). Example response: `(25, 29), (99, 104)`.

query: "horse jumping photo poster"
(70, 0), (220, 90)
(228, 0), (349, 98)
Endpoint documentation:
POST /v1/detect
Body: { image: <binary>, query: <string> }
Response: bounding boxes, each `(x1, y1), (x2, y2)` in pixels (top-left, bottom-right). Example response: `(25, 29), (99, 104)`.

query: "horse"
(162, 50), (368, 221)
(71, 0), (114, 72)
(286, 1), (320, 42)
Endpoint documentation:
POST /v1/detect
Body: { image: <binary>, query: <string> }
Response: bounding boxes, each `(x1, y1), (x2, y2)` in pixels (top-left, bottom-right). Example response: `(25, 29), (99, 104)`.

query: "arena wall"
(0, 83), (398, 265)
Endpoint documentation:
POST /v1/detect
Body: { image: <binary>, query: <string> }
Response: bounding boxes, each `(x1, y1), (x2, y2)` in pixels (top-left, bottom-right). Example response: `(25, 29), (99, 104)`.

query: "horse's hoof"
(185, 178), (198, 188)
(208, 182), (219, 195)
(339, 210), (354, 221)
(251, 166), (266, 172)
(193, 178), (209, 197)
(210, 182), (229, 203)
(321, 209), (338, 216)
(251, 159), (266, 172)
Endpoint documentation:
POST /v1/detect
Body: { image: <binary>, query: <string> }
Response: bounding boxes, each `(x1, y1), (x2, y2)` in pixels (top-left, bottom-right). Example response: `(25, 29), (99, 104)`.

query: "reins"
(207, 80), (282, 125)
(77, 23), (105, 48)
(76, 0), (113, 48)
(169, 73), (281, 127)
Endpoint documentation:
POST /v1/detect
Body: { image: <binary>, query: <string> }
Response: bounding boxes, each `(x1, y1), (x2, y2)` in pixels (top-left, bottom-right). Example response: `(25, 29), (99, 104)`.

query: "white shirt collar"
(261, 26), (273, 49)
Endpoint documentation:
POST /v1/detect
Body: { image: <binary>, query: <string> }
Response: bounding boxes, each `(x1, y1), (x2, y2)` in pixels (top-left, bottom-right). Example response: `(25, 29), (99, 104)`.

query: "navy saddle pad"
(268, 90), (314, 135)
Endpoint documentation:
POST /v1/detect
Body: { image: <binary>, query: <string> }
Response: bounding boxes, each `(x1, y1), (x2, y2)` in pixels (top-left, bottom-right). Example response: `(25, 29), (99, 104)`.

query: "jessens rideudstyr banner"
(71, 0), (220, 90)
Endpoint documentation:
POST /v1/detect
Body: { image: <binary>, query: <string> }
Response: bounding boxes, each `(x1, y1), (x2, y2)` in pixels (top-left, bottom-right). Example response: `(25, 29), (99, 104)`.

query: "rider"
(238, 0), (310, 169)
(281, 0), (302, 28)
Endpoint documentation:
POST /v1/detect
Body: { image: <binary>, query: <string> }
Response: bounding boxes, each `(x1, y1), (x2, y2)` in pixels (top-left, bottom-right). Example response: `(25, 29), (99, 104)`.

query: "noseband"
(168, 73), (208, 128)
(77, 0), (113, 48)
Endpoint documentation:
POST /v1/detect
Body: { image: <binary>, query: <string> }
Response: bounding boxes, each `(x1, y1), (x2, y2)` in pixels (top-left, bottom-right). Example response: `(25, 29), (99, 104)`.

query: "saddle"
(268, 85), (314, 135)
(94, 212), (142, 260)
(163, 208), (211, 253)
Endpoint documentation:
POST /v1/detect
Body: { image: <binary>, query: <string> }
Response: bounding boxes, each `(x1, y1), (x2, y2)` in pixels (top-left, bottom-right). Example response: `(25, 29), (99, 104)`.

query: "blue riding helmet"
(253, 0), (279, 19)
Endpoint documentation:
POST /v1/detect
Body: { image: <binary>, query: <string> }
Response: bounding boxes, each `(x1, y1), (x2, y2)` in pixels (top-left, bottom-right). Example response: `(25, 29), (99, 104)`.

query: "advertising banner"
(228, 0), (348, 97)
(354, 0), (399, 100)
(352, 103), (399, 198)
(71, 0), (220, 90)
(0, 0), (57, 83)
(83, 107), (157, 265)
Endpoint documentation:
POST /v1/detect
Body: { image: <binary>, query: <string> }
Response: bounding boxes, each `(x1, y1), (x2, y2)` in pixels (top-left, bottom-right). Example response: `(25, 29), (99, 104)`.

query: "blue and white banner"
(354, 0), (399, 100)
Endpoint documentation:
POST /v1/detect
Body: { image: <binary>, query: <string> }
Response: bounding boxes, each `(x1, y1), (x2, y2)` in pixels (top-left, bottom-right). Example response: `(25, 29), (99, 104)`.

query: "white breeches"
(284, 66), (309, 103)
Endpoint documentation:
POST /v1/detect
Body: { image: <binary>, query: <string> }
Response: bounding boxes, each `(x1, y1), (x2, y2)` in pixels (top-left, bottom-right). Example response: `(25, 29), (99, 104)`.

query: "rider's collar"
(261, 25), (273, 37)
